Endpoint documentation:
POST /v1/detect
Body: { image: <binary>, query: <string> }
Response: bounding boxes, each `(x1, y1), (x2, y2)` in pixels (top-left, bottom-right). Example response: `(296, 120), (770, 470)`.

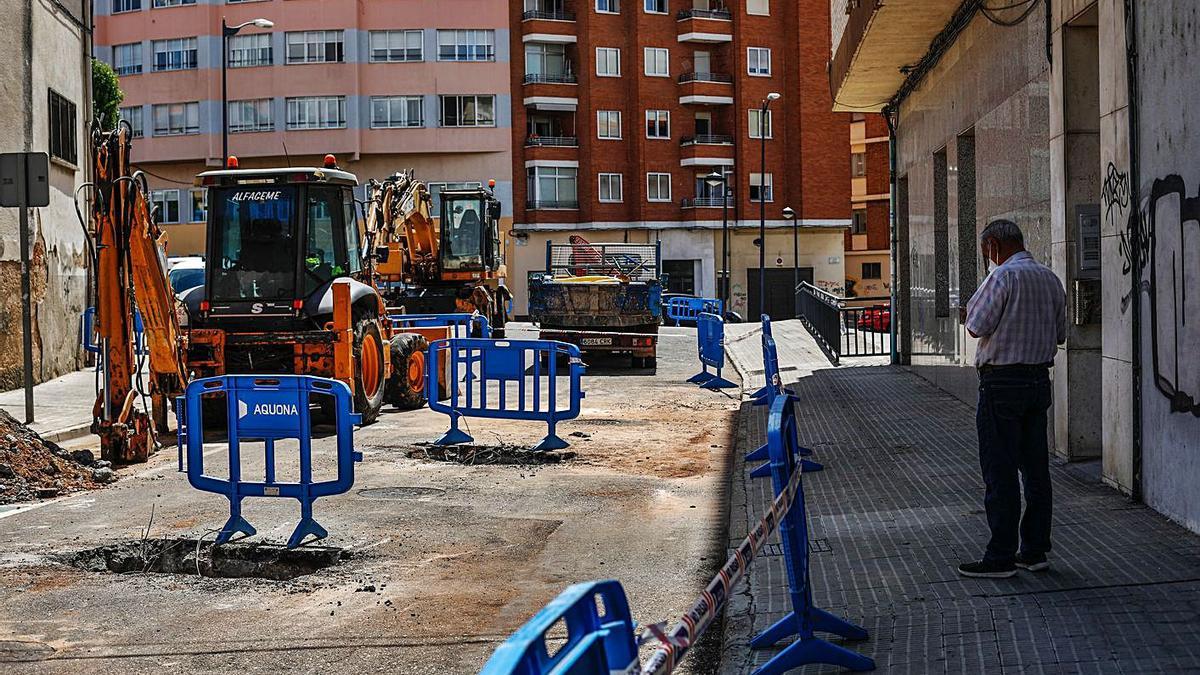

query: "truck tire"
(385, 333), (429, 410)
(353, 314), (386, 425)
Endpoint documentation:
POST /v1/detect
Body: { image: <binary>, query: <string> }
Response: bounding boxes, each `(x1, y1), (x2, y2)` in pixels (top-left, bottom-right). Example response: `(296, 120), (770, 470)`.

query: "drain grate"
(358, 486), (445, 500)
(58, 539), (349, 580)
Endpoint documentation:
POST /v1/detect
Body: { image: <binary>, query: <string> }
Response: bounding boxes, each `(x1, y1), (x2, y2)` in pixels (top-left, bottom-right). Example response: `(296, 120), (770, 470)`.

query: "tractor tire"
(385, 333), (429, 410)
(352, 314), (387, 425)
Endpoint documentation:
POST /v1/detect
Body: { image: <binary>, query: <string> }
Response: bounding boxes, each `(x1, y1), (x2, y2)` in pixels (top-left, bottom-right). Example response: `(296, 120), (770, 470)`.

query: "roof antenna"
(281, 137), (293, 167)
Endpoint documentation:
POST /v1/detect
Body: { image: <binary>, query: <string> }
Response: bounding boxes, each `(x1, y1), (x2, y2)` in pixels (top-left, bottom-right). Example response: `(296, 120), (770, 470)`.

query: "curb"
(39, 424), (93, 444)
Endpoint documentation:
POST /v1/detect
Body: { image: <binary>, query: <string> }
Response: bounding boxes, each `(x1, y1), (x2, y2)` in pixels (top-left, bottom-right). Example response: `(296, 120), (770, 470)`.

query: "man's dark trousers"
(977, 365), (1053, 564)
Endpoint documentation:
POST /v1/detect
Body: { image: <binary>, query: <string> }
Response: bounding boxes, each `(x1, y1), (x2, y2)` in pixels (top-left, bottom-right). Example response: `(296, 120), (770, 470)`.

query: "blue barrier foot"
(701, 375), (737, 390)
(801, 459), (825, 473)
(749, 462), (771, 479)
(745, 443), (768, 462)
(687, 371), (715, 384)
(287, 516), (328, 549)
(435, 427), (474, 446)
(531, 433), (569, 452)
(214, 514), (256, 545)
(798, 445), (814, 457)
(812, 606), (871, 641)
(751, 634), (876, 675)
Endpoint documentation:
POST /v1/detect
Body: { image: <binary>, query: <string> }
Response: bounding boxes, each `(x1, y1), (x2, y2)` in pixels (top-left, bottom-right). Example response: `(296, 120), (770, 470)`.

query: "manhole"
(358, 486), (446, 500)
(407, 444), (575, 466)
(57, 539), (349, 580)
(0, 641), (54, 663)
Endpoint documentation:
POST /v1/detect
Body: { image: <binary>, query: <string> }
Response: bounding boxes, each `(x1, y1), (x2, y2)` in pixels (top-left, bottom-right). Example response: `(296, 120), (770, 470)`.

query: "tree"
(92, 58), (123, 131)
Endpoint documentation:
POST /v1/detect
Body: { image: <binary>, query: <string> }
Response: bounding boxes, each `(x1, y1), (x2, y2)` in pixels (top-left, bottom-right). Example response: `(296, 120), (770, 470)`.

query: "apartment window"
(189, 189), (207, 223)
(749, 173), (773, 202)
(228, 33), (272, 68)
(427, 181), (483, 215)
(152, 37), (198, 71)
(596, 0), (619, 12)
(851, 152), (866, 177)
(113, 0), (141, 12)
(286, 31), (345, 64)
(526, 166), (578, 207)
(596, 47), (620, 76)
(645, 110), (669, 139)
(151, 102), (200, 136)
(228, 99), (273, 133)
(48, 90), (77, 165)
(748, 109), (772, 139)
(526, 42), (569, 79)
(153, 0), (195, 6)
(370, 30), (423, 62)
(646, 173), (671, 202)
(862, 262), (882, 280)
(371, 96), (424, 128)
(746, 0), (769, 14)
(285, 96), (346, 130)
(597, 110), (621, 139)
(439, 95), (495, 127)
(852, 209), (867, 234)
(747, 47), (771, 76)
(644, 47), (668, 77)
(151, 190), (181, 224)
(113, 43), (142, 76)
(644, 0), (666, 13)
(437, 29), (495, 62)
(598, 173), (623, 202)
(119, 106), (143, 138)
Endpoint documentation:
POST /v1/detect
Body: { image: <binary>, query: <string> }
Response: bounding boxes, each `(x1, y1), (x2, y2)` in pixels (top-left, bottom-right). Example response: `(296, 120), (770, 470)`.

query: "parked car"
(168, 258), (204, 296)
(856, 306), (891, 333)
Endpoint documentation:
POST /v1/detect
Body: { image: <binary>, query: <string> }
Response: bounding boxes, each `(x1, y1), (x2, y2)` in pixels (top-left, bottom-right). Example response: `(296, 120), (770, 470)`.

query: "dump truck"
(527, 237), (663, 369)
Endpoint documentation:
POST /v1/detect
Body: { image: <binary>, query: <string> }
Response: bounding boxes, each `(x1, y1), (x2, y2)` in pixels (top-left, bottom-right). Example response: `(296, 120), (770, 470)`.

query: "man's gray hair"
(980, 219), (1024, 246)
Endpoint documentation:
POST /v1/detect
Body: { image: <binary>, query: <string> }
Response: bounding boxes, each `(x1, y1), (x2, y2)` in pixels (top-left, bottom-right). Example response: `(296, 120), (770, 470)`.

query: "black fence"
(796, 283), (891, 365)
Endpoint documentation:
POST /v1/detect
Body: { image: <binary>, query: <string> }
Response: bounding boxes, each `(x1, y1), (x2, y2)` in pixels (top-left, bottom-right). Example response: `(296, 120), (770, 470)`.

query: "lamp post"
(758, 92), (781, 318)
(705, 168), (730, 314)
(222, 17), (274, 167)
(782, 205), (796, 318)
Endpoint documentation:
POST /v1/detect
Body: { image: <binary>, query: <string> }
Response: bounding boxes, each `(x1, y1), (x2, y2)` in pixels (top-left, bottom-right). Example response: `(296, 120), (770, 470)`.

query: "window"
(749, 173), (773, 202)
(526, 166), (578, 208)
(285, 96), (346, 130)
(427, 181), (483, 216)
(746, 0), (769, 14)
(189, 189), (207, 223)
(747, 47), (771, 76)
(153, 0), (195, 6)
(228, 99), (273, 133)
(646, 173), (671, 202)
(526, 42), (569, 79)
(645, 110), (669, 139)
(598, 173), (622, 202)
(440, 95), (495, 127)
(286, 31), (345, 64)
(113, 0), (141, 12)
(228, 33), (272, 68)
(862, 262), (882, 280)
(113, 43), (142, 76)
(437, 29), (495, 62)
(852, 209), (867, 234)
(369, 30), (423, 62)
(644, 47), (668, 77)
(851, 152), (866, 177)
(371, 96), (424, 128)
(596, 47), (620, 76)
(748, 109), (773, 139)
(151, 102), (199, 136)
(152, 37), (198, 71)
(119, 105), (143, 138)
(596, 0), (619, 13)
(643, 0), (666, 13)
(597, 110), (621, 139)
(151, 190), (181, 224)
(48, 90), (77, 165)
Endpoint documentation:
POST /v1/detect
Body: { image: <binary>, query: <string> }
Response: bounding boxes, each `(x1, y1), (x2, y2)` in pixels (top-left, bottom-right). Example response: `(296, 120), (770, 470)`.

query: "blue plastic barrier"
(687, 312), (735, 390)
(666, 296), (723, 326)
(179, 375), (363, 548)
(745, 333), (822, 477)
(480, 580), (638, 675)
(387, 312), (492, 338)
(82, 306), (147, 363)
(427, 338), (585, 452)
(748, 395), (874, 674)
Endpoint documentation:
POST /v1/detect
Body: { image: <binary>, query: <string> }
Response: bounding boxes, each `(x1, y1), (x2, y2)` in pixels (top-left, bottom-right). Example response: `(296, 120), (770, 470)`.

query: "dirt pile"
(0, 409), (109, 504)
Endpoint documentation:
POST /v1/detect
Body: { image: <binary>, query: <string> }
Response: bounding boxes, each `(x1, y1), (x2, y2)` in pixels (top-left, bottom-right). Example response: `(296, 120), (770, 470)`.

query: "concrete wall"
(0, 0), (91, 389)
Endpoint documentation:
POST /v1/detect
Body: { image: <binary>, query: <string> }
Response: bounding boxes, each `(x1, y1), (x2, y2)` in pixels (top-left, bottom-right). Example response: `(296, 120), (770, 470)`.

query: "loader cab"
(439, 186), (502, 280)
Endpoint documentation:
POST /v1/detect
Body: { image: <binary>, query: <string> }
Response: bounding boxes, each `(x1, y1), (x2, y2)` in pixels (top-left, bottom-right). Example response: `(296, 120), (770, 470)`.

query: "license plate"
(580, 337), (613, 346)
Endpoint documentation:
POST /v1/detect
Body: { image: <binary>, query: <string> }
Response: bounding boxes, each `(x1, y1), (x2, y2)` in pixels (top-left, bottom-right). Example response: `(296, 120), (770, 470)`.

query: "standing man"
(958, 219), (1066, 579)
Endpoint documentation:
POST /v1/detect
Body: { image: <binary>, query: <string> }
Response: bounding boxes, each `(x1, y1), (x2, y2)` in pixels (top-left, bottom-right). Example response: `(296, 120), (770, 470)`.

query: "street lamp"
(705, 168), (730, 314)
(758, 92), (781, 318)
(782, 206), (796, 317)
(222, 17), (274, 167)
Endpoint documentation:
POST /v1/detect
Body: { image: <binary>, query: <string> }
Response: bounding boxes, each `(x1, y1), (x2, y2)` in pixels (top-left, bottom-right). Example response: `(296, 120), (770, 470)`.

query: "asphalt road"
(0, 324), (738, 673)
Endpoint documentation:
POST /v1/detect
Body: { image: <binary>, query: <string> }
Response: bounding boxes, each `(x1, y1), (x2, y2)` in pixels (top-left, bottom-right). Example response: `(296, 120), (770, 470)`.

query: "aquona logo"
(231, 190), (283, 202)
(238, 399), (299, 419)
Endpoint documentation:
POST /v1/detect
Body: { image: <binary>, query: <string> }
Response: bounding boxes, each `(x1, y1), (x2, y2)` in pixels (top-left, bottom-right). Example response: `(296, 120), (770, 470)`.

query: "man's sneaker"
(1015, 552), (1049, 572)
(957, 559), (1017, 578)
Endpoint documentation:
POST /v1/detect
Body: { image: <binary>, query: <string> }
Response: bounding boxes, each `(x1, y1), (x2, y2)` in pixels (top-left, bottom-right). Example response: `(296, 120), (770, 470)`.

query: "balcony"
(681, 134), (733, 146)
(522, 9), (575, 21)
(677, 8), (731, 20)
(525, 135), (578, 147)
(678, 72), (734, 105)
(681, 196), (734, 209)
(679, 71), (732, 84)
(679, 137), (734, 166)
(523, 73), (578, 85)
(526, 199), (579, 210)
(677, 6), (733, 43)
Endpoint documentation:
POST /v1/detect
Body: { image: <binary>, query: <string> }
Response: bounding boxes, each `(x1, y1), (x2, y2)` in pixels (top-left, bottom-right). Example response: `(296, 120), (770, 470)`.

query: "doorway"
(747, 267), (812, 320)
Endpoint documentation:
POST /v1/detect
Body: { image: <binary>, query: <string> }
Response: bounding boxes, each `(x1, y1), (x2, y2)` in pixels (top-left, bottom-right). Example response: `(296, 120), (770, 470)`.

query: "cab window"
(210, 186), (298, 300)
(343, 190), (362, 274)
(442, 196), (485, 271)
(303, 187), (350, 295)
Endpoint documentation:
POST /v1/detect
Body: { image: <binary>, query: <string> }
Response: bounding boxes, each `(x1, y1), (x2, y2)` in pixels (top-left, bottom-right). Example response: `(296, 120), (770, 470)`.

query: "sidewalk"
(719, 320), (1200, 673)
(0, 368), (97, 442)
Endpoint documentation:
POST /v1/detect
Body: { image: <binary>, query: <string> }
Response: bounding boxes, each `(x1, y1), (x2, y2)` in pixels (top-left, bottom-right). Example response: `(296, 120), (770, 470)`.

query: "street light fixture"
(221, 17), (274, 167)
(758, 92), (781, 318)
(782, 206), (797, 317)
(705, 168), (730, 314)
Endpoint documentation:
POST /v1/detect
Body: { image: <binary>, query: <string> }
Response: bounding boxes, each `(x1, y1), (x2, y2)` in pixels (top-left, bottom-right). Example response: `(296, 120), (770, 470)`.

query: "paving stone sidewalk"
(718, 320), (1200, 674)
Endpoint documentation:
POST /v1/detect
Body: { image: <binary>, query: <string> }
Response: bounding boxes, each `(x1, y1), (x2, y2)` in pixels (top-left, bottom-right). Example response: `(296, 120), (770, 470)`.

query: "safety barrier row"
(687, 312), (735, 390)
(427, 338), (586, 452)
(746, 314), (822, 478)
(665, 296), (723, 326)
(177, 375), (363, 548)
(387, 312), (492, 338)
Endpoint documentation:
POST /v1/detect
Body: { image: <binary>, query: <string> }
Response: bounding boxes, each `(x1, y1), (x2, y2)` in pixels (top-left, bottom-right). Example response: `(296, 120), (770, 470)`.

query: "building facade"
(844, 112), (891, 301)
(508, 0), (851, 318)
(0, 0), (92, 388)
(830, 0), (1200, 533)
(93, 0), (514, 256)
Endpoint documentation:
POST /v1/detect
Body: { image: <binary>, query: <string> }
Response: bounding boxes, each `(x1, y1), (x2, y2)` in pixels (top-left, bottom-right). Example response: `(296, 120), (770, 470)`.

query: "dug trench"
(56, 539), (349, 580)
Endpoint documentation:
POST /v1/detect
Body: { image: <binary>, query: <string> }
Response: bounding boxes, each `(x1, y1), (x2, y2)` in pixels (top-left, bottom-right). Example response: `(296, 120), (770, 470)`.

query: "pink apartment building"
(94, 0), (514, 255)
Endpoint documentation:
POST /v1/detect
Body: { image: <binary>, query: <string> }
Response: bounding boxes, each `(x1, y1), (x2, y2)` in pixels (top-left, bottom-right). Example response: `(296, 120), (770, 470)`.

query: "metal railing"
(525, 135), (578, 147)
(796, 283), (892, 365)
(680, 196), (733, 208)
(523, 72), (577, 84)
(522, 9), (576, 20)
(677, 7), (732, 19)
(679, 71), (733, 84)
(681, 134), (734, 145)
(526, 199), (579, 210)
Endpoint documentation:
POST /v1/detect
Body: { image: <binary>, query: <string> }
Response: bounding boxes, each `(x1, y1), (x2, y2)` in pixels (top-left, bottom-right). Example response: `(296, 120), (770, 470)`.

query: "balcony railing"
(677, 7), (731, 20)
(523, 72), (578, 85)
(526, 135), (579, 147)
(679, 71), (733, 84)
(522, 9), (576, 21)
(681, 197), (734, 208)
(681, 134), (734, 146)
(527, 199), (579, 210)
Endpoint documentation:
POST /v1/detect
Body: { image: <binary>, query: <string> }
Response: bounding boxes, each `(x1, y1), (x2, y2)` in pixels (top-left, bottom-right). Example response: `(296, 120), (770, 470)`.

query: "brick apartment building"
(845, 112), (891, 301)
(93, 0), (514, 255)
(507, 0), (851, 319)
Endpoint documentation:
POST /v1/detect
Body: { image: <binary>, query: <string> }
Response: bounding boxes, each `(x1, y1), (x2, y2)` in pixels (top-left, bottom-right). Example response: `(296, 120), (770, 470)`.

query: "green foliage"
(92, 58), (124, 131)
